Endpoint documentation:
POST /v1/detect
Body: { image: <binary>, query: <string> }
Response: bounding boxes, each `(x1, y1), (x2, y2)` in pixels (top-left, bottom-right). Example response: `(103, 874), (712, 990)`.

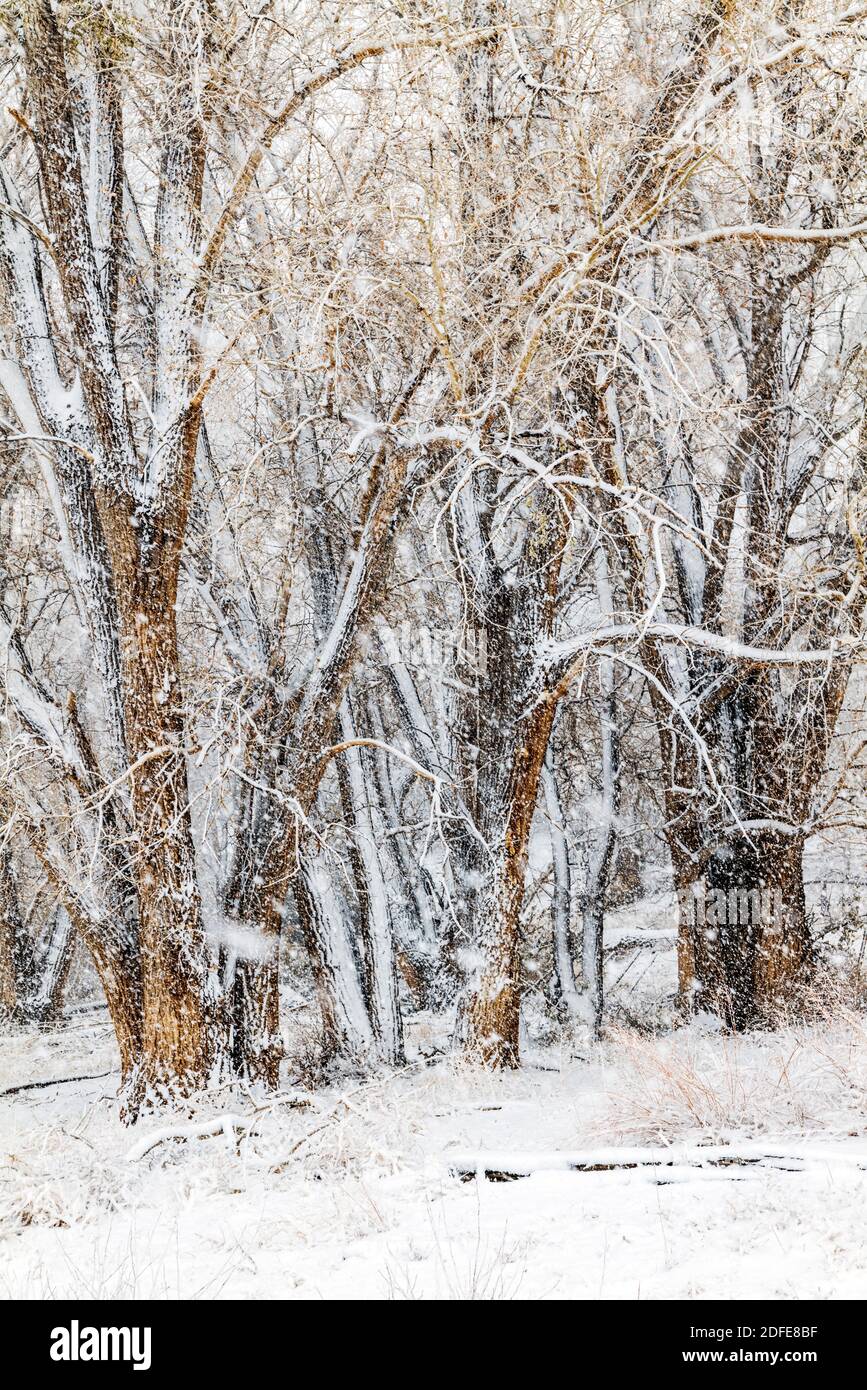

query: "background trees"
(0, 0), (864, 1112)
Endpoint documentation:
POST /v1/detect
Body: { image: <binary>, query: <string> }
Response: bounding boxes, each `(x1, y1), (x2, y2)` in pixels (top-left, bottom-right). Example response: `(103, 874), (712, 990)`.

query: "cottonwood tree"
(575, 0), (867, 1026)
(382, 0), (755, 1062)
(0, 0), (490, 1105)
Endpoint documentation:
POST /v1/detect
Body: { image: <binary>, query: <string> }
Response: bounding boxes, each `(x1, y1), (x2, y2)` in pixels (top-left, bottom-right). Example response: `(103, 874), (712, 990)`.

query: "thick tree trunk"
(226, 948), (281, 1086)
(88, 927), (145, 1083)
(752, 838), (812, 1011)
(222, 919), (282, 1085)
(461, 868), (523, 1067)
(15, 3), (215, 1109)
(118, 583), (213, 1100)
(679, 832), (811, 1030)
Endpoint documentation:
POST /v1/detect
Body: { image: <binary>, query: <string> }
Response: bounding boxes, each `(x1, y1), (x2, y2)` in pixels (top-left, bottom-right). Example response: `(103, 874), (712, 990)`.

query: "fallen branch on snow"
(448, 1144), (867, 1183)
(125, 1090), (316, 1162)
(0, 1069), (113, 1099)
(604, 929), (676, 959)
(125, 1113), (248, 1162)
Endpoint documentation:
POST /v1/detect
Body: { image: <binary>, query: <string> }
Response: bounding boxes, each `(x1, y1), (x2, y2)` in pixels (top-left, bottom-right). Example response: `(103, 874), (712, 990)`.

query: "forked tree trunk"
(16, 4), (214, 1108)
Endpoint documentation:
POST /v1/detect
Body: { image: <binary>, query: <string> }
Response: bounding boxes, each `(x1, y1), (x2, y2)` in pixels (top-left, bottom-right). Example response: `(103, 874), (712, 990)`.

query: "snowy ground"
(3, 1004), (867, 1299)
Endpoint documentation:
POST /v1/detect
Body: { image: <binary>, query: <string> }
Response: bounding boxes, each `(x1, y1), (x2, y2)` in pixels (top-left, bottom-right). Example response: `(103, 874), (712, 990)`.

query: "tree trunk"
(681, 832), (811, 1030)
(117, 581), (213, 1100)
(339, 701), (404, 1064)
(368, 698), (442, 1009)
(16, 2), (214, 1108)
(294, 859), (375, 1069)
(88, 926), (145, 1083)
(224, 943), (281, 1086)
(28, 908), (75, 1026)
(461, 700), (557, 1066)
(461, 861), (523, 1068)
(579, 555), (620, 1037)
(0, 853), (32, 1023)
(542, 750), (581, 1017)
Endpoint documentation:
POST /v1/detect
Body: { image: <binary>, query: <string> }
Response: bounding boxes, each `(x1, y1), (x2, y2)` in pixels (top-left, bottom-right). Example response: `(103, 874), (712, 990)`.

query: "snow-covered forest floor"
(4, 991), (867, 1299)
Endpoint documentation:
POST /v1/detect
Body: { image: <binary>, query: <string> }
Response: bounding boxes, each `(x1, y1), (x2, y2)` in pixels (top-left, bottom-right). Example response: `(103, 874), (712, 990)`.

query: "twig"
(0, 1069), (113, 1099)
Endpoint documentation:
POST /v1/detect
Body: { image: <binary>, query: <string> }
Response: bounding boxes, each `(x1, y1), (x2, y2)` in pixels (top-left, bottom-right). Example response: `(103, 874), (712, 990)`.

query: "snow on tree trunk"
(339, 700), (404, 1065)
(460, 697), (559, 1067)
(542, 750), (581, 1018)
(0, 852), (31, 1023)
(682, 833), (811, 1029)
(294, 859), (375, 1068)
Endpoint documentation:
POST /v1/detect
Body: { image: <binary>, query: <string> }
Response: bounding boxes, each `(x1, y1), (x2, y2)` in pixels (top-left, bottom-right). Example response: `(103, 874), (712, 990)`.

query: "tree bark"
(461, 698), (558, 1066)
(0, 852), (32, 1023)
(339, 700), (404, 1065)
(294, 858), (375, 1069)
(542, 749), (580, 1017)
(115, 573), (212, 1099)
(681, 831), (811, 1030)
(27, 908), (75, 1026)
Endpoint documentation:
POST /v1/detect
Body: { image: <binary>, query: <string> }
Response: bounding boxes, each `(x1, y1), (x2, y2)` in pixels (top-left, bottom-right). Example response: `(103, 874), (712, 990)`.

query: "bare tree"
(0, 0), (863, 1110)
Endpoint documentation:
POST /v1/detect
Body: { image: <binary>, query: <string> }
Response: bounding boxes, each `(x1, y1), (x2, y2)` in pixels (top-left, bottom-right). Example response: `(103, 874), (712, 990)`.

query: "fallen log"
(604, 929), (677, 959)
(448, 1143), (867, 1183)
